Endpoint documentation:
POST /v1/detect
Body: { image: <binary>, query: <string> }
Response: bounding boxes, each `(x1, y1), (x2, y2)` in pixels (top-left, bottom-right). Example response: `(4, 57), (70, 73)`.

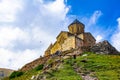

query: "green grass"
(9, 71), (24, 79)
(45, 62), (82, 80)
(34, 64), (44, 71)
(3, 52), (120, 80)
(3, 65), (43, 80)
(75, 52), (120, 80)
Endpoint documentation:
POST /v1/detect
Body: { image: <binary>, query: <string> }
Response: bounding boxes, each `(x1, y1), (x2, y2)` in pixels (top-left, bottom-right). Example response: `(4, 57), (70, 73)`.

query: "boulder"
(90, 40), (119, 54)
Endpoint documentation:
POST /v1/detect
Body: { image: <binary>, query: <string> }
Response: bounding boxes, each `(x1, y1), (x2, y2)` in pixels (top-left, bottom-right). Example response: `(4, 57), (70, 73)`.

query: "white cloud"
(32, 0), (70, 29)
(0, 26), (30, 48)
(43, 0), (69, 17)
(0, 26), (56, 70)
(0, 0), (23, 22)
(80, 10), (103, 35)
(32, 27), (55, 44)
(117, 18), (120, 30)
(0, 48), (40, 70)
(87, 10), (102, 27)
(81, 10), (103, 43)
(0, 0), (70, 70)
(96, 35), (103, 43)
(111, 18), (120, 51)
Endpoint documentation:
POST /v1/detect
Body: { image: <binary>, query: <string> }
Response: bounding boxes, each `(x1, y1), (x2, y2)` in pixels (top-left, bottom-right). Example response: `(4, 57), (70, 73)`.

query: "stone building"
(44, 19), (96, 56)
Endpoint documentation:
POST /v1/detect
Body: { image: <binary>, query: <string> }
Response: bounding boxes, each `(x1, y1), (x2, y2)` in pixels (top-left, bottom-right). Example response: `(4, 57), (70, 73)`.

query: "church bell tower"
(68, 19), (85, 35)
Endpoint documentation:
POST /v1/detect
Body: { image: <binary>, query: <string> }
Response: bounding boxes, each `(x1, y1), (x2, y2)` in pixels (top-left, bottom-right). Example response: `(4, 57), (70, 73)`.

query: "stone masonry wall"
(75, 37), (83, 48)
(20, 56), (50, 72)
(84, 33), (95, 47)
(51, 42), (61, 54)
(62, 36), (75, 52)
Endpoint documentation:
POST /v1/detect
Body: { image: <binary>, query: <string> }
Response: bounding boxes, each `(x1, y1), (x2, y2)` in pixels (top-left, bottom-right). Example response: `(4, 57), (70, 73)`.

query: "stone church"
(44, 19), (96, 56)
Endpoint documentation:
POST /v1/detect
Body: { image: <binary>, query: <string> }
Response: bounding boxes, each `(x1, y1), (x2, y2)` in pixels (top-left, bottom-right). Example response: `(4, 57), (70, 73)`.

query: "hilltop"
(3, 52), (120, 80)
(3, 19), (120, 80)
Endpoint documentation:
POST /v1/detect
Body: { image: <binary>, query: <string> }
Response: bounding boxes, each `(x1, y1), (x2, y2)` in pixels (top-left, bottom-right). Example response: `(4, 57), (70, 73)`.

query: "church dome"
(68, 19), (85, 34)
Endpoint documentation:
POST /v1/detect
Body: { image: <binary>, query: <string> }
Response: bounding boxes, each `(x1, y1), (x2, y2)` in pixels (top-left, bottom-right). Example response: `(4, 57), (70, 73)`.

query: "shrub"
(9, 71), (24, 79)
(35, 64), (44, 71)
(65, 58), (74, 66)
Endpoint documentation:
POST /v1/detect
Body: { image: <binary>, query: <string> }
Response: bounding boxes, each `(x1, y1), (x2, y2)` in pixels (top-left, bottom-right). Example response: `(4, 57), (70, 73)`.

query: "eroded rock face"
(90, 40), (119, 54)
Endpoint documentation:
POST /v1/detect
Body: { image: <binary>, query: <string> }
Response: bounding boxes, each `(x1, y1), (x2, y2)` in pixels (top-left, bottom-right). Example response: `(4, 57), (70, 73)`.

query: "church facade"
(44, 19), (96, 56)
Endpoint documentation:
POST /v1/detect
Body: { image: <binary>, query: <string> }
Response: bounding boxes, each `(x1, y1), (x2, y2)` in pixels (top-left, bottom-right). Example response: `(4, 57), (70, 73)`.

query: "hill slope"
(0, 68), (14, 79)
(3, 52), (120, 80)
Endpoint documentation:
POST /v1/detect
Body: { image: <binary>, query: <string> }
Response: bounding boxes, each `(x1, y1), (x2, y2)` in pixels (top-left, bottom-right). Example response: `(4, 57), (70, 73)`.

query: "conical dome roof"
(68, 19), (85, 28)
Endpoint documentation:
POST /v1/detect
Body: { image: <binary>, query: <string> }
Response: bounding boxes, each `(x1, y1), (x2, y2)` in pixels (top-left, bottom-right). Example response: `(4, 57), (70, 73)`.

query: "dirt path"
(81, 74), (98, 80)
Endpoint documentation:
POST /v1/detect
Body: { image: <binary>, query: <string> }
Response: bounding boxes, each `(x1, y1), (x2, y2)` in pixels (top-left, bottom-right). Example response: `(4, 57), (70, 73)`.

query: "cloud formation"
(81, 10), (103, 42)
(0, 0), (23, 22)
(96, 35), (103, 43)
(0, 0), (70, 70)
(0, 26), (29, 48)
(111, 18), (120, 51)
(0, 48), (40, 69)
(87, 10), (102, 27)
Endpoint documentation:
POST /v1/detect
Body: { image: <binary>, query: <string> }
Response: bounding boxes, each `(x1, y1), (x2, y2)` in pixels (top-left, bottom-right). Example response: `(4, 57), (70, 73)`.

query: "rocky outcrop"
(90, 40), (119, 54)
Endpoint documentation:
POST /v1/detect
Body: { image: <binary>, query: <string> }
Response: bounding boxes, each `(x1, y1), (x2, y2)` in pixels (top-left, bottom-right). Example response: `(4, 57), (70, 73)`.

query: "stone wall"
(50, 33), (76, 55)
(51, 42), (61, 54)
(62, 36), (75, 51)
(84, 33), (96, 47)
(20, 56), (50, 72)
(77, 33), (84, 40)
(68, 23), (84, 34)
(57, 31), (68, 44)
(75, 37), (83, 48)
(49, 32), (68, 54)
(44, 44), (53, 56)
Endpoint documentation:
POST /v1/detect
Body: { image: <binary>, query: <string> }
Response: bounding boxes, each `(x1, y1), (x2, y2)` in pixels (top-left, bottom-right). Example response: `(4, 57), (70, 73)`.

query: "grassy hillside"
(43, 61), (82, 80)
(73, 52), (120, 80)
(3, 67), (42, 80)
(3, 52), (120, 80)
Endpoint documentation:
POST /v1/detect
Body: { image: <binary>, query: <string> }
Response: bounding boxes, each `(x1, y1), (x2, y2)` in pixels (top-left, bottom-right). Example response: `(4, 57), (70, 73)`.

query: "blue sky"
(67, 0), (120, 39)
(0, 0), (120, 70)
